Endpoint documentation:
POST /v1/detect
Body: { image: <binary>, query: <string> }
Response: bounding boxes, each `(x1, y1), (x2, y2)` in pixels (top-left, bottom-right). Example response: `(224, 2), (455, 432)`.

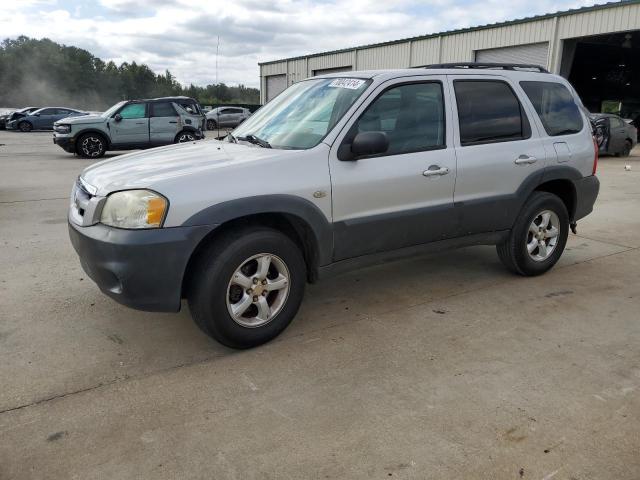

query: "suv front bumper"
(53, 133), (76, 153)
(68, 221), (211, 312)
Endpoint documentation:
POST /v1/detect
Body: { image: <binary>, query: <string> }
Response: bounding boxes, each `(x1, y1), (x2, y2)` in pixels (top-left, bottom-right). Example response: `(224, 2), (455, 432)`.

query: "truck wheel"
(496, 191), (569, 276)
(77, 133), (106, 158)
(176, 131), (196, 143)
(206, 119), (217, 130)
(188, 228), (306, 349)
(18, 121), (32, 132)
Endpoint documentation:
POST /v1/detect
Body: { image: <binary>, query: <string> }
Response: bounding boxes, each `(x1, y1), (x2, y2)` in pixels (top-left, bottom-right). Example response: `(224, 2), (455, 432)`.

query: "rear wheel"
(76, 133), (106, 158)
(18, 121), (32, 132)
(188, 228), (306, 349)
(620, 140), (632, 157)
(497, 191), (569, 276)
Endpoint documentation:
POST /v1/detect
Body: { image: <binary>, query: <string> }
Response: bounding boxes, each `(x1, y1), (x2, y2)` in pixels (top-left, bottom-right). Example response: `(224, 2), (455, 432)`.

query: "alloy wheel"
(81, 136), (104, 157)
(226, 253), (290, 328)
(526, 210), (560, 262)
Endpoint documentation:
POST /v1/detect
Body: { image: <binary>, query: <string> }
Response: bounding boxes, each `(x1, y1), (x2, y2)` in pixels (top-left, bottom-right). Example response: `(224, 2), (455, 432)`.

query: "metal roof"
(259, 0), (640, 66)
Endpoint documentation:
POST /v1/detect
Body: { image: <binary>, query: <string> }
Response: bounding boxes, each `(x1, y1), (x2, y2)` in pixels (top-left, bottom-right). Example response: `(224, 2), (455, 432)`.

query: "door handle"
(423, 165), (450, 177)
(514, 155), (537, 165)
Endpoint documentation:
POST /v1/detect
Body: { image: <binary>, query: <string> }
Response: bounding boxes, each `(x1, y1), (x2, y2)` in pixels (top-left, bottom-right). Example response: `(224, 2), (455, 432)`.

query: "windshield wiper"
(227, 133), (238, 143)
(239, 134), (272, 148)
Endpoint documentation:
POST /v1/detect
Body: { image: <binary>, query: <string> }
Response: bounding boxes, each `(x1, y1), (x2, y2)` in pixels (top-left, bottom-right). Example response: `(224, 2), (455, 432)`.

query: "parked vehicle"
(69, 64), (600, 349)
(1, 107), (40, 130)
(206, 106), (251, 130)
(6, 107), (87, 132)
(590, 113), (637, 157)
(53, 97), (206, 158)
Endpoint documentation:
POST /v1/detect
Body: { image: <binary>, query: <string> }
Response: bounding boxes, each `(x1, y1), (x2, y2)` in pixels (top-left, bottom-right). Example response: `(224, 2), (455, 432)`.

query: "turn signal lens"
(101, 190), (168, 229)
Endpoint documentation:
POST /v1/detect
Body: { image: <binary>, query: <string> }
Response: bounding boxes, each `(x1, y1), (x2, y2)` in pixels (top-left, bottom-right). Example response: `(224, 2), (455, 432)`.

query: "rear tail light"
(592, 136), (598, 175)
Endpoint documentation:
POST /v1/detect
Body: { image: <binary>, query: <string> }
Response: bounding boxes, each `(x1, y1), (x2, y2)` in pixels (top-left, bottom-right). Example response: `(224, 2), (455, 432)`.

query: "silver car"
(69, 64), (599, 348)
(206, 107), (251, 130)
(53, 96), (205, 158)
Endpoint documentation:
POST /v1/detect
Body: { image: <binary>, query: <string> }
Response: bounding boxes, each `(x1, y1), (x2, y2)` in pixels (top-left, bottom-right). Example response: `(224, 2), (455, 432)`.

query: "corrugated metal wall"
(259, 1), (640, 103)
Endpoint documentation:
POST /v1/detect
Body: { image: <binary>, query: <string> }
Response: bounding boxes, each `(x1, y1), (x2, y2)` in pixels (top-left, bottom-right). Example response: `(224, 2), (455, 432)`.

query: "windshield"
(101, 101), (127, 118)
(232, 77), (372, 149)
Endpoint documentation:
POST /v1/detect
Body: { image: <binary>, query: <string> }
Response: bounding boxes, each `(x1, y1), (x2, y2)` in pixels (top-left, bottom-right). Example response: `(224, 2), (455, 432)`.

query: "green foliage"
(0, 36), (260, 109)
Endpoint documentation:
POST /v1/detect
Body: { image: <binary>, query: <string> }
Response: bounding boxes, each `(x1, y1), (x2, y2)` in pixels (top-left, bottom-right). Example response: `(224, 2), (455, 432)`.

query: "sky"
(1, 0), (601, 88)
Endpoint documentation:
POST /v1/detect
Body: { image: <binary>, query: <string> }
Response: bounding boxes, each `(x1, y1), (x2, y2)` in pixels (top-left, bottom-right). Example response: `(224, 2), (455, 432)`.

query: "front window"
(102, 101), (126, 118)
(232, 77), (372, 149)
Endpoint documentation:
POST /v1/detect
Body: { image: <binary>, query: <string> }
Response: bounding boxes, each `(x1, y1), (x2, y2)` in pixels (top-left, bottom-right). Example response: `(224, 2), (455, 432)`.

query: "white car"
(206, 106), (251, 130)
(69, 63), (599, 348)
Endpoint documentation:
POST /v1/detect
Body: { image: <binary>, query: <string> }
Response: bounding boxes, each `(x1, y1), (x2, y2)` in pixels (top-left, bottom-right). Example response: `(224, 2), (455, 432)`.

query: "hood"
(58, 114), (104, 125)
(81, 140), (299, 196)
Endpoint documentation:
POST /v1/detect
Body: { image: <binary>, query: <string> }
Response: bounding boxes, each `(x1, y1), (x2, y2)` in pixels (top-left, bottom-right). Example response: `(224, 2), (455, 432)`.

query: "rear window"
(454, 80), (529, 146)
(151, 102), (177, 117)
(520, 81), (583, 136)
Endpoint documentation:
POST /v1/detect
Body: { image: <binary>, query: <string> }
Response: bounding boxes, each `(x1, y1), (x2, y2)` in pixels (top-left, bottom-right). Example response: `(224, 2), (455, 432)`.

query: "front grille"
(70, 177), (102, 226)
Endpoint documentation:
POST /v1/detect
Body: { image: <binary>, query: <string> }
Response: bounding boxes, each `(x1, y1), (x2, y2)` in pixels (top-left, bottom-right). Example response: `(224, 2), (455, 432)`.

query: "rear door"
(329, 76), (458, 260)
(109, 103), (150, 145)
(449, 75), (547, 235)
(149, 101), (179, 145)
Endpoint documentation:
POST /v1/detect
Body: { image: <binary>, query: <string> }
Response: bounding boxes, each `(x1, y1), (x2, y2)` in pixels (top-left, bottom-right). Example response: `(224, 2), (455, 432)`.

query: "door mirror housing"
(114, 113), (123, 122)
(340, 131), (389, 160)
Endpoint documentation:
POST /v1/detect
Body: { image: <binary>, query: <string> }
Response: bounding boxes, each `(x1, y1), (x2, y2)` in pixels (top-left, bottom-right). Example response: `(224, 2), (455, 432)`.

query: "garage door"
(475, 42), (549, 68)
(266, 74), (287, 102)
(312, 66), (353, 76)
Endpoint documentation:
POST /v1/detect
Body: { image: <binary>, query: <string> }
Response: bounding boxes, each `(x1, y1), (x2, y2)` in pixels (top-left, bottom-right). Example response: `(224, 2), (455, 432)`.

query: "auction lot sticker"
(328, 78), (366, 89)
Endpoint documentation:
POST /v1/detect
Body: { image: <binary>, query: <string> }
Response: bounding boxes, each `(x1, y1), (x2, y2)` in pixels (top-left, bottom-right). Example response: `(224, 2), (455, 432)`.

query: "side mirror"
(114, 113), (122, 122)
(346, 131), (389, 159)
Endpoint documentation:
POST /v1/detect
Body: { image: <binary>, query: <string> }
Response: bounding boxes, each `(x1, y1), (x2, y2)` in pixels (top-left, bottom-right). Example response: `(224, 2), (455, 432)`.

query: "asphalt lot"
(1, 130), (639, 479)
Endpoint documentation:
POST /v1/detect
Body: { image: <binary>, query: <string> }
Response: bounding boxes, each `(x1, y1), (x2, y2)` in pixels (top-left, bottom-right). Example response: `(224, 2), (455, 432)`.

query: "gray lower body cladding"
(68, 221), (211, 312)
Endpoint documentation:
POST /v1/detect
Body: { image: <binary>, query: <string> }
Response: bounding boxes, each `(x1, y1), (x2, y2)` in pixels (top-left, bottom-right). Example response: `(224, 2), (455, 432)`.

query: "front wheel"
(206, 119), (217, 130)
(188, 228), (306, 349)
(176, 131), (197, 143)
(497, 191), (569, 276)
(77, 133), (106, 158)
(18, 121), (32, 132)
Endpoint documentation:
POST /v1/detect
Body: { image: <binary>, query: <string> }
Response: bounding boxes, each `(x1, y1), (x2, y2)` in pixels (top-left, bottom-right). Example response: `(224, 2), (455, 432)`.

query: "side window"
(520, 81), (583, 136)
(151, 102), (177, 117)
(118, 103), (147, 119)
(56, 109), (70, 115)
(39, 108), (55, 115)
(220, 108), (233, 114)
(351, 82), (445, 156)
(230, 108), (243, 114)
(454, 80), (529, 146)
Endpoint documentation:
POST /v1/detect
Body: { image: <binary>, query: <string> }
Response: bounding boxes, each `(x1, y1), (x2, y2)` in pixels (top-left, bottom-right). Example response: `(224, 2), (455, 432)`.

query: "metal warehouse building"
(259, 0), (640, 116)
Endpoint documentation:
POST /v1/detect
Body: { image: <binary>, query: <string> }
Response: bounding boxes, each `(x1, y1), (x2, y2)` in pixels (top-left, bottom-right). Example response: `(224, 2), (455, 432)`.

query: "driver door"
(329, 76), (457, 261)
(109, 103), (150, 145)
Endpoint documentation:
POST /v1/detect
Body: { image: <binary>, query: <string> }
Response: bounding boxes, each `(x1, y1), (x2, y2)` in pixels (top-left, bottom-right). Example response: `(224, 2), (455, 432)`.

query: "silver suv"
(68, 64), (600, 349)
(54, 97), (205, 158)
(206, 106), (251, 130)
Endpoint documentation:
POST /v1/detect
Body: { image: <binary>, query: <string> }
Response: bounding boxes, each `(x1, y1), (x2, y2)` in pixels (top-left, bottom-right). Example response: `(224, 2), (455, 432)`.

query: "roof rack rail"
(426, 62), (549, 73)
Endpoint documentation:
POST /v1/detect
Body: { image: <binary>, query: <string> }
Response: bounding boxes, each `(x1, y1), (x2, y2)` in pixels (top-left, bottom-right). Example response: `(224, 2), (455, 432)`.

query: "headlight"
(54, 124), (71, 134)
(100, 190), (168, 229)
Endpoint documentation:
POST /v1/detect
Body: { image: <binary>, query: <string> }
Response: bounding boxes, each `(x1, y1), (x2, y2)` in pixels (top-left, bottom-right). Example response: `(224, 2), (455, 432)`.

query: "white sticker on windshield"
(328, 78), (366, 90)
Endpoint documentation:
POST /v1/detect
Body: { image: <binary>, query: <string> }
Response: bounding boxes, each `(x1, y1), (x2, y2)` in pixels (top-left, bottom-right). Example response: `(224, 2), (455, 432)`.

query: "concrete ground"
(0, 130), (639, 480)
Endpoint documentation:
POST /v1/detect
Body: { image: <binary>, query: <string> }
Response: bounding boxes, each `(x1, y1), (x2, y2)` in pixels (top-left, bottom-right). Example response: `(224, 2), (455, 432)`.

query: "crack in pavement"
(0, 197), (68, 204)
(1, 243), (638, 417)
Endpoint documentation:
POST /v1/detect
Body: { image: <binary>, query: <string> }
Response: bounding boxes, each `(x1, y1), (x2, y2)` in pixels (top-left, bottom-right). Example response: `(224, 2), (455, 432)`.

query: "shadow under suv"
(54, 97), (205, 158)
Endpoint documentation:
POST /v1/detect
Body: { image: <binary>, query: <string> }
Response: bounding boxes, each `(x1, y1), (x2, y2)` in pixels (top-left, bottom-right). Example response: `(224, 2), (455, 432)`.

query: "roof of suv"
(312, 63), (554, 82)
(127, 96), (199, 104)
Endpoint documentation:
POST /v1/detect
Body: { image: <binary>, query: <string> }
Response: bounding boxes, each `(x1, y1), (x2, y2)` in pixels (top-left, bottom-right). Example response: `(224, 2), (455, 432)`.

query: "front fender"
(182, 194), (333, 266)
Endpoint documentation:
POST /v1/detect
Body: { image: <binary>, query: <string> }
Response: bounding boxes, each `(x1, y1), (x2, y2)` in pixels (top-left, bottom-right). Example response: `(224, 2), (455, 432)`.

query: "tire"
(175, 131), (197, 143)
(76, 133), (106, 158)
(496, 191), (569, 276)
(206, 119), (217, 130)
(620, 140), (632, 157)
(18, 121), (32, 132)
(187, 227), (306, 349)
